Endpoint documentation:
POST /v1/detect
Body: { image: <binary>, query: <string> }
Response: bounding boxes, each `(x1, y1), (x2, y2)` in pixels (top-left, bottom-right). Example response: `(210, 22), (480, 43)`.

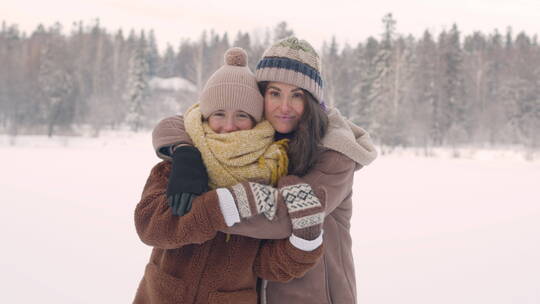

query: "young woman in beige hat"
(133, 47), (326, 304)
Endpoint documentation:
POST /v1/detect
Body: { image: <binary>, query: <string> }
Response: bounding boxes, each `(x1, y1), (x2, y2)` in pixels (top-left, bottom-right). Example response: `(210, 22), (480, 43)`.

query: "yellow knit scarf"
(184, 104), (289, 189)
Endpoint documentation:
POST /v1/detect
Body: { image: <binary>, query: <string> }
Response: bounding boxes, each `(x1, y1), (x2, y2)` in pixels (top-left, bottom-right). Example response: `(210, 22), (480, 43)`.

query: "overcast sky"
(2, 0), (540, 52)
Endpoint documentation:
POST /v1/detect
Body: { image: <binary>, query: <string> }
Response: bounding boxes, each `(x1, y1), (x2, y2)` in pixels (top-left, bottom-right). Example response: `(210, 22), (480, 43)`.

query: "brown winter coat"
(152, 107), (378, 304)
(133, 161), (323, 304)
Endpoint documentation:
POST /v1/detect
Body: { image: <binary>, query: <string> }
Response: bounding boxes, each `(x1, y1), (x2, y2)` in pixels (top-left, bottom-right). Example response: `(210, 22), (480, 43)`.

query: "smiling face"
(207, 109), (255, 133)
(263, 82), (306, 134)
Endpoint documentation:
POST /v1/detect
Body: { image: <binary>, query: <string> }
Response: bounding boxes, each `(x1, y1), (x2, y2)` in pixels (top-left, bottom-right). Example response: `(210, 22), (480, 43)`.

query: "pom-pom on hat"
(199, 47), (264, 122)
(255, 37), (324, 107)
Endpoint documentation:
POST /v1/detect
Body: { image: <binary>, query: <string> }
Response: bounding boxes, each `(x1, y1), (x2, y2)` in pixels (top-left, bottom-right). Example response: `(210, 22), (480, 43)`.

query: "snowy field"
(1, 133), (538, 304)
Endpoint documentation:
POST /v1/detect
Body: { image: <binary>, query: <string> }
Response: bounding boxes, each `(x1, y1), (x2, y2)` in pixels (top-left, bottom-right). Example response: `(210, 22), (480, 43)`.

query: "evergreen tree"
(146, 30), (160, 76)
(273, 21), (294, 41)
(37, 43), (75, 137)
(335, 43), (357, 116)
(350, 37), (379, 128)
(322, 37), (341, 110)
(369, 13), (401, 146)
(437, 24), (466, 146)
(411, 30), (438, 149)
(158, 43), (178, 78)
(509, 33), (540, 150)
(124, 47), (149, 131)
(482, 30), (507, 144)
(0, 23), (24, 134)
(176, 39), (197, 85)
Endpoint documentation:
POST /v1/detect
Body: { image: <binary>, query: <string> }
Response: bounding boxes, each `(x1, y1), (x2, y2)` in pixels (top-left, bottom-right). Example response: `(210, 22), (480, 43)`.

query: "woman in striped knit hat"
(151, 37), (378, 304)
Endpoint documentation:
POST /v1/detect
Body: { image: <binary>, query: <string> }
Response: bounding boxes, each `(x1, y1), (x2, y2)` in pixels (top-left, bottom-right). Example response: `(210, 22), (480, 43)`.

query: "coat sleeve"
(222, 150), (358, 239)
(253, 239), (323, 282)
(152, 115), (193, 160)
(150, 115), (359, 240)
(134, 161), (228, 249)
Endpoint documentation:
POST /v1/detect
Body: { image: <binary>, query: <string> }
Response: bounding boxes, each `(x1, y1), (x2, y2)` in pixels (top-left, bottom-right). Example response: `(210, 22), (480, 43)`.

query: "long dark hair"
(259, 82), (329, 176)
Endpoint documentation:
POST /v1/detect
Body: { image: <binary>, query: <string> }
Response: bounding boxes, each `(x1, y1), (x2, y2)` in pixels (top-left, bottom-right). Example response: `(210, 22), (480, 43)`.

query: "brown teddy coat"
(151, 107), (378, 304)
(133, 161), (323, 304)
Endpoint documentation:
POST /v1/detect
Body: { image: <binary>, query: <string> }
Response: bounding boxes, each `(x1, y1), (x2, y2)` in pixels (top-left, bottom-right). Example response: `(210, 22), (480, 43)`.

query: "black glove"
(166, 145), (209, 216)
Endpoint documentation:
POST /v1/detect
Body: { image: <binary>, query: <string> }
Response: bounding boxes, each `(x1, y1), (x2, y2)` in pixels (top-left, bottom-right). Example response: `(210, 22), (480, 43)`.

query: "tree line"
(0, 16), (538, 151)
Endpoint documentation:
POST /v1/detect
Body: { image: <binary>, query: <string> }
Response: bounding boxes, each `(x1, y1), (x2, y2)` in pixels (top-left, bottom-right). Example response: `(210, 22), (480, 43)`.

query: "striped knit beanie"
(255, 36), (324, 106)
(200, 47), (264, 122)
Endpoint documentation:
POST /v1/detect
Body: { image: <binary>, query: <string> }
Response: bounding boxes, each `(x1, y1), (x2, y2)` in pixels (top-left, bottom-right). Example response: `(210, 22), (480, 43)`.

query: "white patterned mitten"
(279, 176), (325, 240)
(227, 181), (279, 221)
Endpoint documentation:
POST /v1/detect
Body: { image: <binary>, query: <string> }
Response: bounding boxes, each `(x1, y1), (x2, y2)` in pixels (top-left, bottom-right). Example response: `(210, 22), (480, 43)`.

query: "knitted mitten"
(278, 176), (325, 240)
(227, 181), (279, 221)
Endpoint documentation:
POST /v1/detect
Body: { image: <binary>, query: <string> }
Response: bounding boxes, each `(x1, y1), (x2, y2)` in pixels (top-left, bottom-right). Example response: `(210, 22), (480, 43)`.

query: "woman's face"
(207, 110), (254, 133)
(263, 82), (306, 134)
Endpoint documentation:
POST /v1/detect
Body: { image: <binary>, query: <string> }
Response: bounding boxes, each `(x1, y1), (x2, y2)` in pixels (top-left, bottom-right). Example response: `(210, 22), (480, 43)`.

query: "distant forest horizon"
(0, 15), (538, 152)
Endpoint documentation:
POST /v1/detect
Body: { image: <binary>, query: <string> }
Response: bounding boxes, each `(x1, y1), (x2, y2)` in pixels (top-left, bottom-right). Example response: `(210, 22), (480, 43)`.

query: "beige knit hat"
(199, 47), (264, 122)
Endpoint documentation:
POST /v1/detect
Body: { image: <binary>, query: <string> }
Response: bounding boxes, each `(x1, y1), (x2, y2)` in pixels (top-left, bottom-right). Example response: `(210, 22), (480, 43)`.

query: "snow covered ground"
(1, 133), (538, 304)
